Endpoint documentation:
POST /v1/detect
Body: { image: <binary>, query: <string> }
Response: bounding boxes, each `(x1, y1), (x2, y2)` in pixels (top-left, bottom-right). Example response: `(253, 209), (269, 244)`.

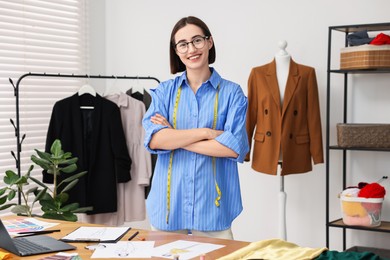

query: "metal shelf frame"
(326, 22), (390, 250)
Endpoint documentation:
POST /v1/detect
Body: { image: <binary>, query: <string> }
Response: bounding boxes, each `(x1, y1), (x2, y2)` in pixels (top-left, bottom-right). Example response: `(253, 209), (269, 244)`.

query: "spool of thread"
(200, 254), (206, 260)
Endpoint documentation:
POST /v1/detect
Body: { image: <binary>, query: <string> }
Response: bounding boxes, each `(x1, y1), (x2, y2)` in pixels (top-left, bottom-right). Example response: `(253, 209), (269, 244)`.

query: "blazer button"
(294, 110), (298, 116)
(266, 131), (272, 136)
(265, 109), (268, 115)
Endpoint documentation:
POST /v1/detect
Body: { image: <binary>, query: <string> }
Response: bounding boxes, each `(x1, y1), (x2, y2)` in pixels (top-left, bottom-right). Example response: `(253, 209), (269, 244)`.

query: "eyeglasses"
(175, 36), (210, 54)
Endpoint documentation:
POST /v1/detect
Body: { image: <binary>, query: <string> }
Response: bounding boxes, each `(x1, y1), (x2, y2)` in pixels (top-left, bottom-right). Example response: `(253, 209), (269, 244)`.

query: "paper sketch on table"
(61, 226), (130, 242)
(152, 240), (225, 259)
(3, 217), (59, 236)
(91, 241), (155, 258)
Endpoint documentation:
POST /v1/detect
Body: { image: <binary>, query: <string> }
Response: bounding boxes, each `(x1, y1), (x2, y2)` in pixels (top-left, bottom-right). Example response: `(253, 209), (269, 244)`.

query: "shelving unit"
(325, 22), (390, 250)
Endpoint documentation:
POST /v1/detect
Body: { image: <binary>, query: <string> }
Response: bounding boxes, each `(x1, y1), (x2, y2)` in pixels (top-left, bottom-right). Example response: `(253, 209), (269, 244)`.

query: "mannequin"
(275, 40), (291, 107)
(246, 39), (324, 241)
(275, 40), (291, 241)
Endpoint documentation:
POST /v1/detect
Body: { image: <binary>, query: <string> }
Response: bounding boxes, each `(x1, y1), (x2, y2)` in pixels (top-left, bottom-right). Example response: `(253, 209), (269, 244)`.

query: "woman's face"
(174, 24), (213, 72)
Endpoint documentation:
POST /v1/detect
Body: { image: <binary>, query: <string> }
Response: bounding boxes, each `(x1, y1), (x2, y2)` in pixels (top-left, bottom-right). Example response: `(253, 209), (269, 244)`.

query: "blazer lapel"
(89, 94), (103, 169)
(282, 59), (300, 117)
(70, 94), (85, 164)
(265, 59), (281, 112)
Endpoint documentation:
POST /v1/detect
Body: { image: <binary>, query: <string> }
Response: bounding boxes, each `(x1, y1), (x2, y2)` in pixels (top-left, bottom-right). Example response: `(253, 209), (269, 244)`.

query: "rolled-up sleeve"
(142, 85), (171, 155)
(215, 87), (249, 163)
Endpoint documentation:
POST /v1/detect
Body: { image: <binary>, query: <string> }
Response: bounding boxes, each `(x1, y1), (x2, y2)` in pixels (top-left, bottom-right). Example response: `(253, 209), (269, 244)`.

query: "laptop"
(0, 218), (76, 256)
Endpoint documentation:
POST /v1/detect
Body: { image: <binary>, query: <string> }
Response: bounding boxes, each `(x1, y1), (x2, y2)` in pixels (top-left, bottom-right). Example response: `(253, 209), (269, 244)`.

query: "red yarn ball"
(358, 183), (386, 198)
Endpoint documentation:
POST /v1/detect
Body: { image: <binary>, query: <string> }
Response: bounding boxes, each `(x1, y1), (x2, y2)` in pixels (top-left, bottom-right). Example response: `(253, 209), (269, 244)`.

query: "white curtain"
(0, 0), (88, 216)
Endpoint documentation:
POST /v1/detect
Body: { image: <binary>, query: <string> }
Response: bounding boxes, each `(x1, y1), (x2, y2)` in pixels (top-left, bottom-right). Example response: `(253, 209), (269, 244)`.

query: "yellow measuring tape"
(166, 85), (221, 224)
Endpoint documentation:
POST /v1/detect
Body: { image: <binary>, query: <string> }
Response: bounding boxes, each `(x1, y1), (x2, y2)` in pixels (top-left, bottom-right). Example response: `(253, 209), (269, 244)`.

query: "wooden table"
(2, 216), (249, 260)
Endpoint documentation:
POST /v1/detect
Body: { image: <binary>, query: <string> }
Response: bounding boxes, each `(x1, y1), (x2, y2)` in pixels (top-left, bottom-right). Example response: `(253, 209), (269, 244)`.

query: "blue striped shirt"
(142, 68), (249, 231)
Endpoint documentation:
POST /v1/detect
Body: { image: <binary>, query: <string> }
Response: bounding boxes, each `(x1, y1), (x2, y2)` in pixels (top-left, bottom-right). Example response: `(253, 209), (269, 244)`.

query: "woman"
(142, 16), (249, 239)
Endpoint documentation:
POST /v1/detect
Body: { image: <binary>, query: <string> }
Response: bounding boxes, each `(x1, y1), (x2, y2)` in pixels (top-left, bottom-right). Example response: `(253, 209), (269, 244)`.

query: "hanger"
(132, 76), (144, 95)
(78, 84), (96, 96)
(103, 76), (121, 96)
(78, 75), (96, 109)
(78, 75), (96, 97)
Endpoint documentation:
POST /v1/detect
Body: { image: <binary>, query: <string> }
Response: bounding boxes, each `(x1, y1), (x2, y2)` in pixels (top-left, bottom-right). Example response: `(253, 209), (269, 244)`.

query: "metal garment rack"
(8, 72), (160, 204)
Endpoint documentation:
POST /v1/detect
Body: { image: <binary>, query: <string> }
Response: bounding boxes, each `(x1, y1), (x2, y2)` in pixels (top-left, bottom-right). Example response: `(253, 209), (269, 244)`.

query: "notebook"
(0, 218), (76, 256)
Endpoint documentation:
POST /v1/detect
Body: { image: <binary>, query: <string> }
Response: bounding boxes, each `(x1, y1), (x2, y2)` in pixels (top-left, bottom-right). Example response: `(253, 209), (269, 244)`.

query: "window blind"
(0, 0), (88, 216)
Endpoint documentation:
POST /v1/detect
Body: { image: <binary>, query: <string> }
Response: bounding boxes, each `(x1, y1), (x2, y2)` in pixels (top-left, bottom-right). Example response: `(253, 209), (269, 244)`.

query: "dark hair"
(169, 16), (216, 74)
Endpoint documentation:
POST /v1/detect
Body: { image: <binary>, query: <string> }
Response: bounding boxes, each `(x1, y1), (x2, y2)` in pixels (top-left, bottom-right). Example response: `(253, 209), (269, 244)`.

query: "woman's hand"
(151, 113), (173, 128)
(204, 128), (223, 140)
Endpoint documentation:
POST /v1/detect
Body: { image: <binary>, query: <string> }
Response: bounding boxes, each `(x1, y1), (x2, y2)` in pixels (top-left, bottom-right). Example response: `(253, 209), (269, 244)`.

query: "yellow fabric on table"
(0, 250), (11, 260)
(217, 238), (327, 260)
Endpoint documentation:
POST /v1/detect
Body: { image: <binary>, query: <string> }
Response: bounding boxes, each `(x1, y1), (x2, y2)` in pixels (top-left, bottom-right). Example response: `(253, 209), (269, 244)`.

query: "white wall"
(89, 0), (390, 251)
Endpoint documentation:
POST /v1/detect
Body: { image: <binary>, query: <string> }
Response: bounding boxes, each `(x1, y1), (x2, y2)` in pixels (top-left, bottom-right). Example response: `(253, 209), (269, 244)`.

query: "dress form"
(275, 40), (291, 107)
(275, 40), (291, 241)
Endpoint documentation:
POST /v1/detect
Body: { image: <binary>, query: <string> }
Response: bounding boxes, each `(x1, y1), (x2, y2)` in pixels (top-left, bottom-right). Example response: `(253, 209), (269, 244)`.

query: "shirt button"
(265, 109), (268, 115)
(193, 114), (197, 117)
(294, 110), (298, 116)
(266, 131), (272, 136)
(290, 133), (293, 139)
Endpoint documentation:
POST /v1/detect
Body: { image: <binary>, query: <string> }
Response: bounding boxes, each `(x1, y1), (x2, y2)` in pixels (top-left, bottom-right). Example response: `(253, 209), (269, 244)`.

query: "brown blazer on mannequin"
(245, 59), (324, 175)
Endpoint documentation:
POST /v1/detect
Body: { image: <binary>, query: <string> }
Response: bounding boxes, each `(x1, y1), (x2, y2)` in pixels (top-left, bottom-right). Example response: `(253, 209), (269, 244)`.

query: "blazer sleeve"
(110, 105), (132, 183)
(307, 68), (324, 164)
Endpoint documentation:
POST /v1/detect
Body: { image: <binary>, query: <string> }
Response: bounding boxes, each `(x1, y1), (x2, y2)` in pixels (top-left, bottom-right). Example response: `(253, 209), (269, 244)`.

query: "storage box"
(340, 44), (390, 70)
(337, 123), (390, 148)
(340, 195), (384, 227)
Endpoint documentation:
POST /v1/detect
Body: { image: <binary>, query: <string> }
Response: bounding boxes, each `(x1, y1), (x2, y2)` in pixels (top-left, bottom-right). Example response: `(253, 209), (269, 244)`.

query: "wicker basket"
(340, 44), (390, 70)
(337, 123), (390, 148)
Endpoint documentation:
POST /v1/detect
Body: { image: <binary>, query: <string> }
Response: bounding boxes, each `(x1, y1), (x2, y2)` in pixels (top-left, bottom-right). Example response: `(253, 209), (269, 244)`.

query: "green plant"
(0, 166), (47, 216)
(0, 139), (92, 221)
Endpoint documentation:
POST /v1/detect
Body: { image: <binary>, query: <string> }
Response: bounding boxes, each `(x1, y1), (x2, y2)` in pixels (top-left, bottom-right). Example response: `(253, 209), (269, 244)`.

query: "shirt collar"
(111, 92), (128, 108)
(178, 67), (221, 89)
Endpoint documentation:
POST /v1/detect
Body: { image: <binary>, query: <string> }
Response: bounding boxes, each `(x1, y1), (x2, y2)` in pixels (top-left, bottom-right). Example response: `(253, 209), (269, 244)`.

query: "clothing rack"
(8, 72), (160, 204)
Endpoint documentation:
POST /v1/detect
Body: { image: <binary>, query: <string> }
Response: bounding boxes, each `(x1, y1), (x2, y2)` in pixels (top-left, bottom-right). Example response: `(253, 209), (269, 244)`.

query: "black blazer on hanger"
(43, 93), (131, 214)
(126, 88), (155, 198)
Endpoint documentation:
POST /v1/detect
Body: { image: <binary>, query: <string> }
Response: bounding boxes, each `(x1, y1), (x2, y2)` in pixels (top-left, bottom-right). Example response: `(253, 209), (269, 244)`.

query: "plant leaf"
(60, 164), (77, 174)
(60, 202), (79, 212)
(60, 179), (78, 194)
(0, 195), (9, 204)
(11, 205), (30, 215)
(26, 164), (34, 177)
(0, 203), (15, 210)
(50, 139), (63, 157)
(61, 158), (78, 165)
(42, 212), (66, 221)
(38, 192), (53, 201)
(0, 188), (6, 196)
(72, 206), (93, 213)
(60, 171), (87, 184)
(61, 212), (77, 222)
(31, 155), (50, 170)
(4, 170), (18, 185)
(33, 187), (48, 203)
(35, 149), (52, 161)
(7, 190), (16, 200)
(26, 186), (38, 195)
(40, 200), (58, 211)
(62, 152), (73, 159)
(56, 193), (69, 204)
(29, 176), (49, 189)
(14, 176), (28, 185)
